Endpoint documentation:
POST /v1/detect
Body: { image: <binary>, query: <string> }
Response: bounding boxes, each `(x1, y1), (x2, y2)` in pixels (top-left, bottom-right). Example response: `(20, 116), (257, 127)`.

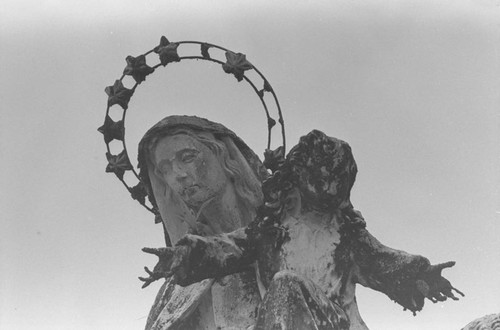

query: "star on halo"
(154, 36), (180, 66)
(97, 115), (124, 143)
(104, 80), (134, 110)
(222, 51), (253, 82)
(123, 55), (155, 84)
(105, 150), (133, 180)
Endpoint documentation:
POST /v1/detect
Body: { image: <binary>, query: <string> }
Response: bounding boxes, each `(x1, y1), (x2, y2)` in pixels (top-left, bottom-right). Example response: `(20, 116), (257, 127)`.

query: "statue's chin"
(183, 189), (215, 210)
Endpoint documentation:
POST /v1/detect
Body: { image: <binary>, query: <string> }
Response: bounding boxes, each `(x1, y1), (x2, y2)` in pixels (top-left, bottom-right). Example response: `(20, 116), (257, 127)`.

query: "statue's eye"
(181, 151), (198, 163)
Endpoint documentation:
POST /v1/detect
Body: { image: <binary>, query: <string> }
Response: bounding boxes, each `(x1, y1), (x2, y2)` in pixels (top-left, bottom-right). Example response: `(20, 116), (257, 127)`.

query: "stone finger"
(452, 286), (465, 297)
(434, 261), (456, 272)
(144, 266), (154, 276)
(142, 247), (162, 256)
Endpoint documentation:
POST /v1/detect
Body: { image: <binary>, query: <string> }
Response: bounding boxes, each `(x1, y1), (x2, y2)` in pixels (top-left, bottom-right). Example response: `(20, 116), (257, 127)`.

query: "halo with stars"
(98, 36), (285, 217)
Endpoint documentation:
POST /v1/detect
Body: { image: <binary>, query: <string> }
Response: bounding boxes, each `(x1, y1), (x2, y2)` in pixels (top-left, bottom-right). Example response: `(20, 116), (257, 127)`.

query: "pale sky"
(1, 1), (499, 329)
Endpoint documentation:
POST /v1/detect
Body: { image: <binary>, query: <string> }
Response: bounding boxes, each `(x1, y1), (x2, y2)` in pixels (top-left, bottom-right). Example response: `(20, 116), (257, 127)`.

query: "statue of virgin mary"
(137, 115), (268, 330)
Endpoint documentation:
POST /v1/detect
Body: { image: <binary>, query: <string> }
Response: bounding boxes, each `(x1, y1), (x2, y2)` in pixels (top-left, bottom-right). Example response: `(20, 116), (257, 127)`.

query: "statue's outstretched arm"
(337, 210), (463, 315)
(139, 227), (256, 288)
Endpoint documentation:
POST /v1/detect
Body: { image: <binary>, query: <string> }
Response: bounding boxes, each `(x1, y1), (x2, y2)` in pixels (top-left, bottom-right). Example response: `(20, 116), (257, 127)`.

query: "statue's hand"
(416, 261), (464, 304)
(138, 246), (190, 288)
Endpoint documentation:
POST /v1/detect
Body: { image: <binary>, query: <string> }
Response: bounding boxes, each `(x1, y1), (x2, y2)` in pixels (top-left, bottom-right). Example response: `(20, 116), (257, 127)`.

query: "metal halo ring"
(98, 36), (285, 215)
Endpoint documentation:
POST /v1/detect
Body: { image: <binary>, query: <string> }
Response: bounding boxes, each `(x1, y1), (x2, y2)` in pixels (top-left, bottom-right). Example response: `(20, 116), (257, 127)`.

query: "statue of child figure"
(140, 125), (463, 330)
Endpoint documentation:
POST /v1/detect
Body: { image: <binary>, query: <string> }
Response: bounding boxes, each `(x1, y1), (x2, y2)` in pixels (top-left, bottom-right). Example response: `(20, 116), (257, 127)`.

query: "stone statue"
(139, 125), (463, 330)
(462, 313), (500, 330)
(137, 115), (268, 329)
(98, 37), (463, 330)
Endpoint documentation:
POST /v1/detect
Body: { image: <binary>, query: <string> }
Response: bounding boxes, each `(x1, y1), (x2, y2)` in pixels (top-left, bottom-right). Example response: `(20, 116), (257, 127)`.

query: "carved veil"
(137, 115), (268, 245)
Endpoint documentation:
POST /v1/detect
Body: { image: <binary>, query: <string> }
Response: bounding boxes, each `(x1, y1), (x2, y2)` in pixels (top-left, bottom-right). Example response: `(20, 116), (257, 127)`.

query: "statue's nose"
(172, 164), (188, 181)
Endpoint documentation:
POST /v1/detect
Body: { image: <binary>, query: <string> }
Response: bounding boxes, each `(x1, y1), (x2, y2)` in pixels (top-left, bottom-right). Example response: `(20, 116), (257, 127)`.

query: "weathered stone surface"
(462, 313), (500, 330)
(138, 116), (265, 330)
(139, 125), (462, 329)
(254, 270), (349, 330)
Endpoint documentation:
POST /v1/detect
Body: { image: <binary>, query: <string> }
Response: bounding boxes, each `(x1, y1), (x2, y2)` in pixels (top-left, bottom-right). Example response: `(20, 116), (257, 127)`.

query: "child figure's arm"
(139, 227), (256, 288)
(336, 209), (463, 315)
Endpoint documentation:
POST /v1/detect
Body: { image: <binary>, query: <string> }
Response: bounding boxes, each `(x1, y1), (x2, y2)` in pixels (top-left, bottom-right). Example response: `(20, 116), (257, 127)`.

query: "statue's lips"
(183, 185), (200, 197)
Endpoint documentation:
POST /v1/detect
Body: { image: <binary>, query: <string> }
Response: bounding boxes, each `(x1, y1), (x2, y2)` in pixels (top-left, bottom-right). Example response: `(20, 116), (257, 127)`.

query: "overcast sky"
(1, 1), (499, 329)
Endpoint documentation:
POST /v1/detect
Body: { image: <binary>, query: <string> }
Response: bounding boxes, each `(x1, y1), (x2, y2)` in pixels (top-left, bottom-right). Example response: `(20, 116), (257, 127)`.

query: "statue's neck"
(197, 183), (244, 234)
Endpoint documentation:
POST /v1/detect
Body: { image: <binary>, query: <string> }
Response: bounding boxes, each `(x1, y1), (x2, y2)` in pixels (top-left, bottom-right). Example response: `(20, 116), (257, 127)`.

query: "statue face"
(153, 134), (228, 209)
(292, 131), (356, 211)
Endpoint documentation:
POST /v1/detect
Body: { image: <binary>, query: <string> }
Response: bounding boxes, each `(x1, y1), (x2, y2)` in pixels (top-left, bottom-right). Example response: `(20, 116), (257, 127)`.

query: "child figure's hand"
(139, 245), (190, 288)
(416, 261), (464, 304)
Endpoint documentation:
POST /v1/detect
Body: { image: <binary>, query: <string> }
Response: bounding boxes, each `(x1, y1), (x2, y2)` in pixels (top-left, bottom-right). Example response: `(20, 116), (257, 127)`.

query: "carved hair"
(161, 128), (263, 219)
(144, 127), (263, 243)
(288, 130), (357, 211)
(247, 130), (359, 251)
(260, 129), (357, 214)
